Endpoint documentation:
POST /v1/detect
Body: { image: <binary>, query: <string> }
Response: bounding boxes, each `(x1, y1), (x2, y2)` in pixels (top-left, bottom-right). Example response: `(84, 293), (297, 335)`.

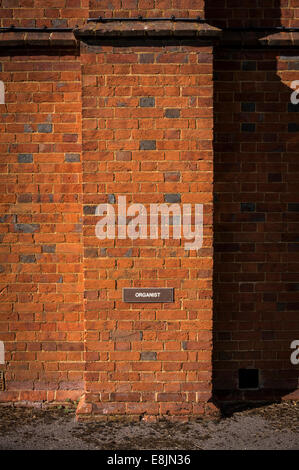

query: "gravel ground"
(0, 401), (298, 450)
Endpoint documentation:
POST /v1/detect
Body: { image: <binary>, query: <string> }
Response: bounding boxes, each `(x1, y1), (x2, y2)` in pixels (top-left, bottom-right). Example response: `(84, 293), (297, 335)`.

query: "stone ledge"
(0, 26), (298, 48)
(74, 21), (222, 39)
(0, 31), (78, 48)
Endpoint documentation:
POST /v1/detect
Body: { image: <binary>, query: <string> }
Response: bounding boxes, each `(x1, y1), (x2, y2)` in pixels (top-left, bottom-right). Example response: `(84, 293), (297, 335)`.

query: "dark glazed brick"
(125, 248), (133, 257)
(37, 124), (52, 133)
(52, 19), (67, 27)
(242, 61), (257, 71)
(268, 173), (282, 182)
(99, 248), (107, 257)
(18, 194), (32, 203)
(241, 123), (255, 132)
(65, 153), (80, 162)
(42, 245), (56, 253)
(277, 302), (286, 311)
(20, 255), (36, 263)
(288, 203), (299, 211)
(140, 351), (157, 361)
(288, 123), (299, 132)
(24, 124), (33, 133)
(288, 103), (299, 112)
(164, 193), (181, 203)
(241, 203), (256, 212)
(14, 223), (40, 233)
(139, 53), (154, 64)
(288, 245), (299, 256)
(18, 154), (33, 163)
(140, 140), (156, 150)
(262, 331), (275, 340)
(165, 108), (180, 118)
(139, 97), (155, 108)
(108, 194), (116, 204)
(241, 102), (256, 112)
(83, 205), (96, 215)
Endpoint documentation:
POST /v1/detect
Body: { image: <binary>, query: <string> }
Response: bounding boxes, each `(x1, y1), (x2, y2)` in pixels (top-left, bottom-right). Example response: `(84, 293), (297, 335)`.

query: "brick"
(108, 194), (116, 204)
(164, 193), (181, 203)
(139, 54), (155, 64)
(24, 124), (33, 133)
(288, 103), (299, 112)
(42, 245), (56, 253)
(165, 109), (180, 118)
(139, 140), (156, 150)
(116, 151), (132, 161)
(37, 124), (53, 133)
(140, 351), (157, 361)
(139, 97), (155, 108)
(288, 122), (299, 132)
(288, 203), (299, 211)
(83, 205), (96, 215)
(14, 224), (40, 233)
(241, 102), (256, 112)
(20, 255), (36, 263)
(241, 203), (256, 212)
(241, 123), (256, 132)
(242, 61), (257, 71)
(110, 331), (142, 341)
(18, 153), (33, 163)
(65, 153), (80, 162)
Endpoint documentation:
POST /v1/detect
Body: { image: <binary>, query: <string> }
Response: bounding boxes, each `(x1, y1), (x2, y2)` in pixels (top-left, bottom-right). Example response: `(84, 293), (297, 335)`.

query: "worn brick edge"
(75, 395), (220, 423)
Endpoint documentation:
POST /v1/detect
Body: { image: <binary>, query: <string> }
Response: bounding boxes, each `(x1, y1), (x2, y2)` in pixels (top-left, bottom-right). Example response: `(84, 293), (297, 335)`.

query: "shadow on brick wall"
(205, 1), (299, 405)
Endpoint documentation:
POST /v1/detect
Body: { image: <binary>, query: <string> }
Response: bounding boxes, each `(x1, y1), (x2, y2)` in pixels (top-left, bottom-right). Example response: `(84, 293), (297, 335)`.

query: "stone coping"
(0, 25), (299, 47)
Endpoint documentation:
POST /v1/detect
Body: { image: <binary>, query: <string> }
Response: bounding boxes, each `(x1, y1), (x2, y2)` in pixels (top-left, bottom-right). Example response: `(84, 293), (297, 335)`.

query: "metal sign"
(123, 287), (174, 303)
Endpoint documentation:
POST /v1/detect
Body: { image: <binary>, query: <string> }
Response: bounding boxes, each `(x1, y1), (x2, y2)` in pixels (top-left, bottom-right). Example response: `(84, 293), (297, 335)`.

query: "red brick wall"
(81, 41), (214, 417)
(205, 0), (297, 28)
(0, 49), (84, 402)
(213, 49), (299, 399)
(1, 0), (299, 28)
(0, 0), (89, 28)
(0, 0), (298, 414)
(89, 0), (204, 19)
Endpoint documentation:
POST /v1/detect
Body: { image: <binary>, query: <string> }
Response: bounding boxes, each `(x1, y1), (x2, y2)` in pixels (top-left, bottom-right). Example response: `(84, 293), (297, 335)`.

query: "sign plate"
(123, 288), (174, 303)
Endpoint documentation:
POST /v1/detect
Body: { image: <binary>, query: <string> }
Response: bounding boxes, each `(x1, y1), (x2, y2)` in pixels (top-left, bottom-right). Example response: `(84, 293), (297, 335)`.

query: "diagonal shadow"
(205, 0), (299, 407)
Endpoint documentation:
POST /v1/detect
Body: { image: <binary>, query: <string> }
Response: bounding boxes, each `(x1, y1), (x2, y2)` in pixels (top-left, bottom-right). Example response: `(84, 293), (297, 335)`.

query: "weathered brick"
(164, 193), (181, 203)
(108, 194), (116, 204)
(14, 224), (40, 233)
(140, 352), (157, 361)
(65, 153), (80, 162)
(37, 123), (52, 133)
(20, 255), (36, 263)
(83, 205), (96, 215)
(139, 140), (156, 150)
(18, 153), (33, 163)
(165, 109), (180, 118)
(139, 97), (155, 108)
(42, 245), (56, 253)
